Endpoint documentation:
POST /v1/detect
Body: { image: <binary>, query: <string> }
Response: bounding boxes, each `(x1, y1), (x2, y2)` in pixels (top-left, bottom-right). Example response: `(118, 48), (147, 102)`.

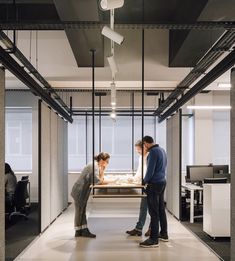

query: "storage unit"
(203, 184), (230, 237)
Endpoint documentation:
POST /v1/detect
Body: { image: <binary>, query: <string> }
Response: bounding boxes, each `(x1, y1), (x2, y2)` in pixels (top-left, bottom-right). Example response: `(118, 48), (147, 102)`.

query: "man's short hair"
(142, 136), (154, 144)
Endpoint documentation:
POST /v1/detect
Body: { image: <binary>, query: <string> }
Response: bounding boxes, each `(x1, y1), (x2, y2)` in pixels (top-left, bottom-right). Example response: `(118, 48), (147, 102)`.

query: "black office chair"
(21, 176), (29, 181)
(9, 180), (29, 221)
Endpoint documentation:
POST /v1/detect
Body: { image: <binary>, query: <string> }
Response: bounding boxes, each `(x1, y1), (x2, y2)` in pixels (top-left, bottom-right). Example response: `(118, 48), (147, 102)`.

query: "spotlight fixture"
(100, 0), (124, 11)
(110, 111), (116, 119)
(107, 55), (118, 77)
(101, 26), (124, 45)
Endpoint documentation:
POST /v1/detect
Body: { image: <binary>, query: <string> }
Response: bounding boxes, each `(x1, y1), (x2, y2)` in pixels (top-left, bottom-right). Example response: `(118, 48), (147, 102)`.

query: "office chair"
(21, 176), (29, 181)
(9, 180), (29, 221)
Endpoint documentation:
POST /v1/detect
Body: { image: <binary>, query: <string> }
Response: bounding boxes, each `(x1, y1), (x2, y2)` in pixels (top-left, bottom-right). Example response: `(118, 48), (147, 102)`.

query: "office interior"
(0, 1), (235, 261)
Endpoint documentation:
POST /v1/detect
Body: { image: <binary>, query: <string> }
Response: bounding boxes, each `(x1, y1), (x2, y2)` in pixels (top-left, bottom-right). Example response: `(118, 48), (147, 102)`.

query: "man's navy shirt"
(143, 144), (167, 184)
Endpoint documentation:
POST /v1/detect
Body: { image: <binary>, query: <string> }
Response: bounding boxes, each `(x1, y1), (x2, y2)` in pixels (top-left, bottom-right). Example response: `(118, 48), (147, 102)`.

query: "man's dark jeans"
(146, 182), (168, 242)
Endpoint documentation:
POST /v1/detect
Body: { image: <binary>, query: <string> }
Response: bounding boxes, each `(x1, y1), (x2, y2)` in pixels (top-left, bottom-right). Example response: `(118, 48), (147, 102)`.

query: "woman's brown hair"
(135, 140), (143, 148)
(94, 152), (110, 162)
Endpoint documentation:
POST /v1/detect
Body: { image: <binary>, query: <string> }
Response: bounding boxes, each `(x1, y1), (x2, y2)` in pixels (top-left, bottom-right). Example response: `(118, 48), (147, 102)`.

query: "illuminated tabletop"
(91, 173), (146, 198)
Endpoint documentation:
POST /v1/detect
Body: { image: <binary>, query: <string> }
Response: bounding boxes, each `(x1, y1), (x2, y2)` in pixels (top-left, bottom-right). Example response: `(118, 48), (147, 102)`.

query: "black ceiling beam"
(154, 30), (235, 116)
(53, 0), (104, 67)
(73, 113), (155, 117)
(5, 88), (174, 93)
(158, 48), (235, 123)
(0, 3), (59, 21)
(0, 45), (73, 123)
(168, 0), (209, 67)
(0, 21), (235, 30)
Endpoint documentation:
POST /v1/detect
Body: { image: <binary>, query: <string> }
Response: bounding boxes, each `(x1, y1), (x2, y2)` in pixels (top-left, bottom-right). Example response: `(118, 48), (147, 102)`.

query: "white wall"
(191, 91), (230, 166)
(69, 91), (159, 109)
(194, 93), (214, 164)
(181, 114), (194, 172)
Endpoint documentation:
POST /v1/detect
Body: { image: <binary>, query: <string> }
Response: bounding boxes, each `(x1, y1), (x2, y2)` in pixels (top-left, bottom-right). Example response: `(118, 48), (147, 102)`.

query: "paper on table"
(104, 174), (141, 186)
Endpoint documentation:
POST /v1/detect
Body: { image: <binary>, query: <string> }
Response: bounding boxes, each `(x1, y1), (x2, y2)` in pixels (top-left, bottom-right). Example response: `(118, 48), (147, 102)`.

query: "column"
(0, 67), (5, 261)
(231, 68), (235, 260)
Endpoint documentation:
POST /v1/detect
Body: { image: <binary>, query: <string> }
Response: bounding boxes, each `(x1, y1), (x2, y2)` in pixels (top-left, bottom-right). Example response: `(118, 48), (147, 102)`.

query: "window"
(103, 116), (132, 171)
(68, 116), (86, 171)
(5, 109), (32, 171)
(68, 115), (166, 172)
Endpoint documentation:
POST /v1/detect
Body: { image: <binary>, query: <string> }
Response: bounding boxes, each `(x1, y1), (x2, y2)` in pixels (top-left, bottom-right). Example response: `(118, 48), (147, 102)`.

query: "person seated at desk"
(71, 152), (110, 238)
(5, 163), (17, 212)
(126, 140), (149, 236)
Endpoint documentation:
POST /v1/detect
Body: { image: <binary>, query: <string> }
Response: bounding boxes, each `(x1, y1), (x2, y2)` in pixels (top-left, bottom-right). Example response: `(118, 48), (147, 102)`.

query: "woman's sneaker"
(81, 228), (96, 238)
(126, 228), (142, 236)
(75, 230), (82, 237)
(139, 238), (159, 248)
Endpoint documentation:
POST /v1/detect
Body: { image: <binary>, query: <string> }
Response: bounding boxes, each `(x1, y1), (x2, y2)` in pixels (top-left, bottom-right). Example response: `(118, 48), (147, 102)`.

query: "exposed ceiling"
(0, 0), (235, 94)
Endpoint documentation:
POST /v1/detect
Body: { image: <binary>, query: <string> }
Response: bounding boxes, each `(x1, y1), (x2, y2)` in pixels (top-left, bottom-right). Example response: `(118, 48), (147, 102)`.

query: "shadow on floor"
(5, 203), (39, 261)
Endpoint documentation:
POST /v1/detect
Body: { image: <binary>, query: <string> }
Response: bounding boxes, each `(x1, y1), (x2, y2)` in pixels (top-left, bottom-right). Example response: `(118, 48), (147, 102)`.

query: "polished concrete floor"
(16, 199), (220, 261)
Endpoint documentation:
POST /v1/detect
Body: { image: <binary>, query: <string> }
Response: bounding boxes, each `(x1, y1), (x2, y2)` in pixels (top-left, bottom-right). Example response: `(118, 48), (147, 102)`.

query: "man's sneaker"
(139, 238), (159, 248)
(159, 234), (169, 242)
(126, 228), (142, 236)
(81, 228), (96, 238)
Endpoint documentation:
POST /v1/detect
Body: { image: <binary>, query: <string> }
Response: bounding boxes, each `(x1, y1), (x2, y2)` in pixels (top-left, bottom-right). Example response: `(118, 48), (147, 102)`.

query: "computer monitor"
(213, 165), (229, 175)
(186, 165), (213, 183)
(204, 177), (227, 184)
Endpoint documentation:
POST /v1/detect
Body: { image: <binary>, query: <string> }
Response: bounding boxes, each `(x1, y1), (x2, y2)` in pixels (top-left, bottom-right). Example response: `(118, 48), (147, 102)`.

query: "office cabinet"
(203, 184), (230, 237)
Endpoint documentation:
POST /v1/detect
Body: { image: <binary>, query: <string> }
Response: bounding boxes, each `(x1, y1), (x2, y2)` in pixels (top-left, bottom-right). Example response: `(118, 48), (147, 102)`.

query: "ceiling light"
(110, 111), (116, 119)
(187, 105), (231, 110)
(107, 55), (118, 77)
(100, 0), (124, 11)
(101, 26), (124, 45)
(217, 83), (231, 88)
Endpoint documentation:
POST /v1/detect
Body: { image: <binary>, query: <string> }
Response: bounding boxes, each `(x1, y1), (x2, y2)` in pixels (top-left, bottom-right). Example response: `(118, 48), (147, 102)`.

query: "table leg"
(190, 190), (194, 223)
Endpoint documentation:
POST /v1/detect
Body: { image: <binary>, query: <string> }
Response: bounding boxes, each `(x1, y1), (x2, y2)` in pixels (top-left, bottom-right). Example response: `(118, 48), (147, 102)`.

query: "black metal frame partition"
(90, 29), (146, 198)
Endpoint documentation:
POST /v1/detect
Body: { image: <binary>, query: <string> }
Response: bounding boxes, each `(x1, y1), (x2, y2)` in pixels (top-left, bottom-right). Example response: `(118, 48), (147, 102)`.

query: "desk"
(91, 184), (145, 198)
(182, 183), (203, 223)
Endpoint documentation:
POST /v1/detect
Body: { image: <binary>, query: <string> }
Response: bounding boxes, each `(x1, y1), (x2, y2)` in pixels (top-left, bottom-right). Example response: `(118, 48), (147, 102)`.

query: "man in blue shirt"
(139, 136), (168, 248)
